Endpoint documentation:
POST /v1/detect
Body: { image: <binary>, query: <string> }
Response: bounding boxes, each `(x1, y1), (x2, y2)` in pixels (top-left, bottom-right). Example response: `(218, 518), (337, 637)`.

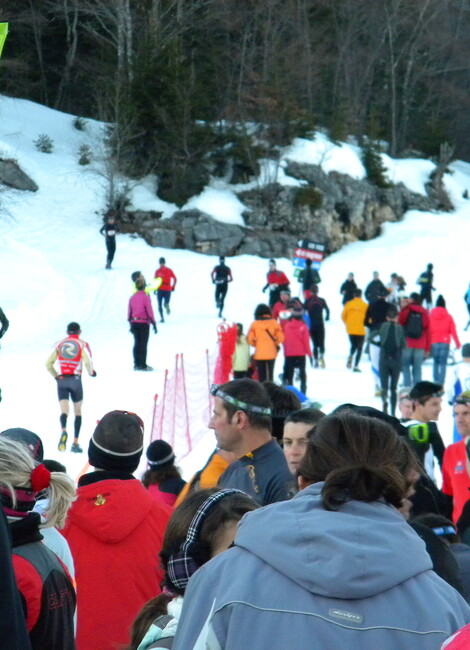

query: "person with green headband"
(209, 379), (292, 505)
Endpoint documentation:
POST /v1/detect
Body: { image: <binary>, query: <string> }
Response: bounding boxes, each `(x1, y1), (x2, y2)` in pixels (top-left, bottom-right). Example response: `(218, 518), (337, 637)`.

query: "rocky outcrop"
(119, 162), (447, 258)
(0, 159), (38, 191)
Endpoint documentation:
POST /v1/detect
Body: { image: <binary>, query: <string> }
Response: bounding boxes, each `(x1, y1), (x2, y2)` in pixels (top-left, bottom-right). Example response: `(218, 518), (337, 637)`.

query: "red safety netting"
(213, 322), (237, 385)
(151, 323), (238, 460)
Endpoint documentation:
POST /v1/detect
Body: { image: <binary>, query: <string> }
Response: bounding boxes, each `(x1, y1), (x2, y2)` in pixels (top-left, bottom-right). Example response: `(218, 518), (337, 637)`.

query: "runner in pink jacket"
(282, 308), (312, 394)
(128, 275), (157, 371)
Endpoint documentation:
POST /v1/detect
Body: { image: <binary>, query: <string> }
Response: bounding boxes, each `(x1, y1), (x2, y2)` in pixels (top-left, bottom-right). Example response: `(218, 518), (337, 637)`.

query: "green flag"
(0, 23), (9, 58)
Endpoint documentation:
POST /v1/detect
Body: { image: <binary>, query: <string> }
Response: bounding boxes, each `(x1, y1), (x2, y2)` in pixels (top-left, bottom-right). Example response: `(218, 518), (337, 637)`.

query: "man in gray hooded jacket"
(173, 412), (470, 650)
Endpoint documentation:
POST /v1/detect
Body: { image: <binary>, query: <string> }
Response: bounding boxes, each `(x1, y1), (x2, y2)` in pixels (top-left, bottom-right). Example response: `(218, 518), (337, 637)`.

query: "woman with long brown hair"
(126, 488), (258, 649)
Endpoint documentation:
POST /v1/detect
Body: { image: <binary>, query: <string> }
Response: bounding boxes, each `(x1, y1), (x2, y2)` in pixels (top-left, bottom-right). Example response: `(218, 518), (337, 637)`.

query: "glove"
(262, 287), (266, 293)
(91, 370), (97, 377)
(309, 357), (314, 367)
(153, 324), (157, 334)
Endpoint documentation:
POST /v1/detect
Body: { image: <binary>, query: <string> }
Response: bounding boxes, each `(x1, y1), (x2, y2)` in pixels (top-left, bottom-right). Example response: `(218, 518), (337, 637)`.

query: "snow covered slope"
(0, 95), (469, 480)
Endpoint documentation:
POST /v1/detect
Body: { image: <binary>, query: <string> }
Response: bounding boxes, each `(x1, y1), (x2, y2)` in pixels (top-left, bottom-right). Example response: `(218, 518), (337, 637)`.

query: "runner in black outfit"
(211, 256), (233, 317)
(99, 212), (118, 269)
(304, 285), (330, 368)
(340, 273), (357, 305)
(417, 263), (435, 310)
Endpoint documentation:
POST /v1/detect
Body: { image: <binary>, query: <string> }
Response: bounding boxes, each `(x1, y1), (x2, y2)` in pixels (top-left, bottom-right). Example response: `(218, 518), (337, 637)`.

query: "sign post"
(292, 239), (325, 278)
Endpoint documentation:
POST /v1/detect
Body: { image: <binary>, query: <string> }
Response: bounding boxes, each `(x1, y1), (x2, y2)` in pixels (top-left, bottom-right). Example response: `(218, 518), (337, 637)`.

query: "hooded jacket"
(62, 472), (171, 650)
(173, 483), (470, 650)
(137, 597), (183, 649)
(247, 317), (284, 360)
(429, 307), (460, 347)
(398, 302), (430, 350)
(282, 318), (312, 358)
(342, 297), (368, 335)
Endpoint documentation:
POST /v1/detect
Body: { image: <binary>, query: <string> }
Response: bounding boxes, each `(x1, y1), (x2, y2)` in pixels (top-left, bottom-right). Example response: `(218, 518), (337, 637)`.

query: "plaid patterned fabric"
(166, 489), (244, 591)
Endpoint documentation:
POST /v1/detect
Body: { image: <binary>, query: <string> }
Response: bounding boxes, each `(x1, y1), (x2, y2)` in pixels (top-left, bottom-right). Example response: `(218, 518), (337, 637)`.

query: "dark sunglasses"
(454, 397), (470, 406)
(210, 384), (272, 416)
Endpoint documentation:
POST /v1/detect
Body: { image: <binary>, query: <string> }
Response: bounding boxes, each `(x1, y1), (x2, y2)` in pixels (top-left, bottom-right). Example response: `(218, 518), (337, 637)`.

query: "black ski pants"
(348, 335), (364, 367)
(131, 322), (150, 369)
(379, 354), (401, 415)
(105, 238), (116, 265)
(215, 283), (228, 310)
(256, 359), (275, 382)
(309, 324), (325, 360)
(283, 356), (307, 394)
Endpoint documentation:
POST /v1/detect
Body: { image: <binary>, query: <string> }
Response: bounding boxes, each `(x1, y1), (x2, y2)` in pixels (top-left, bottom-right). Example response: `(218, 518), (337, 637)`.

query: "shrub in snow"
(294, 186), (323, 211)
(107, 186), (132, 215)
(362, 143), (390, 188)
(73, 116), (87, 131)
(34, 134), (54, 154)
(78, 144), (92, 165)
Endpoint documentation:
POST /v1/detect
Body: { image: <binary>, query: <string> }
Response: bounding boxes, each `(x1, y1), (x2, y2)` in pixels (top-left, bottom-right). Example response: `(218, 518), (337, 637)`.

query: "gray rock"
(0, 159), (38, 191)
(119, 161), (449, 259)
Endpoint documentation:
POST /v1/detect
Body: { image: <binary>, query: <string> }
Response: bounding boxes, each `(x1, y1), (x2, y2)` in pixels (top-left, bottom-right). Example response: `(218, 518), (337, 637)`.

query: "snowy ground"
(0, 95), (469, 482)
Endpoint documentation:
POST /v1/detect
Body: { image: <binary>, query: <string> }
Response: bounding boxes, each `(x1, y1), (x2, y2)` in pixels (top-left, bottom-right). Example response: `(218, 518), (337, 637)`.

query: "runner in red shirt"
(154, 257), (177, 323)
(262, 259), (290, 308)
(45, 322), (96, 453)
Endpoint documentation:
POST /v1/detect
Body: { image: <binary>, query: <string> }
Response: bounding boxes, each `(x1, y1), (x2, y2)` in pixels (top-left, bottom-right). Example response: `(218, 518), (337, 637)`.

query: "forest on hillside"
(1, 0), (470, 205)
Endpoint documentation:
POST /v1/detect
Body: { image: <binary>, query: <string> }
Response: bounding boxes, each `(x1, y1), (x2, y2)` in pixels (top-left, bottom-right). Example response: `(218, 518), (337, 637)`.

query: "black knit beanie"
(88, 411), (144, 473)
(146, 440), (175, 469)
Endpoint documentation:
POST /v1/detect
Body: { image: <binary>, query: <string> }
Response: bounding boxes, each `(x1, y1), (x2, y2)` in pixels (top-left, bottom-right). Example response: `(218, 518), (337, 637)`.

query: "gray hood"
(235, 482), (432, 600)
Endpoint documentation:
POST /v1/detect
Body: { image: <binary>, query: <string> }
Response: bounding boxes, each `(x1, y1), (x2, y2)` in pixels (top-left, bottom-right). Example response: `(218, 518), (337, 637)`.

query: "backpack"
(405, 310), (423, 339)
(381, 323), (400, 357)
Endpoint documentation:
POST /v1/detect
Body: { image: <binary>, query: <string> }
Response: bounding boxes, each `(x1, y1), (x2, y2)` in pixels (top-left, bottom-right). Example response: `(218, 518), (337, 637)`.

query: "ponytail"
(0, 436), (76, 529)
(298, 412), (420, 510)
(321, 463), (408, 512)
(40, 471), (76, 529)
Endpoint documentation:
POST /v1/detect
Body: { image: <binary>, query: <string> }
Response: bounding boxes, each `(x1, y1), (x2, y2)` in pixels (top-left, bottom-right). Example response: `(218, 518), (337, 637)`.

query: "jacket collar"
(9, 512), (43, 547)
(78, 469), (136, 487)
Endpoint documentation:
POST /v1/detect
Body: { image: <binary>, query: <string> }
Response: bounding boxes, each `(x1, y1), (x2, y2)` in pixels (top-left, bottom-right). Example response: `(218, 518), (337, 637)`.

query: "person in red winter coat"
(282, 307), (312, 394)
(398, 292), (430, 387)
(262, 259), (290, 308)
(62, 411), (171, 650)
(154, 257), (177, 323)
(0, 437), (77, 650)
(429, 295), (461, 385)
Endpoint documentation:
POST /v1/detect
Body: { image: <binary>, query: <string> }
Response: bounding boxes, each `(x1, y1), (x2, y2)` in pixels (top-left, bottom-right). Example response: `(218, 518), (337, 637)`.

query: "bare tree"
(51, 0), (80, 108)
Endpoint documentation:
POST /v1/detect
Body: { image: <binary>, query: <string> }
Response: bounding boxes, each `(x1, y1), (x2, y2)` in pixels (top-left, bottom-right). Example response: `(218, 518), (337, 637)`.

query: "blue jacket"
(173, 483), (470, 650)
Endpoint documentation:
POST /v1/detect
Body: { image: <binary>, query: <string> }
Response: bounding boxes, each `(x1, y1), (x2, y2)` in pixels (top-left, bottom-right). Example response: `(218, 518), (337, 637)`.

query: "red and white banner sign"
(294, 248), (325, 262)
